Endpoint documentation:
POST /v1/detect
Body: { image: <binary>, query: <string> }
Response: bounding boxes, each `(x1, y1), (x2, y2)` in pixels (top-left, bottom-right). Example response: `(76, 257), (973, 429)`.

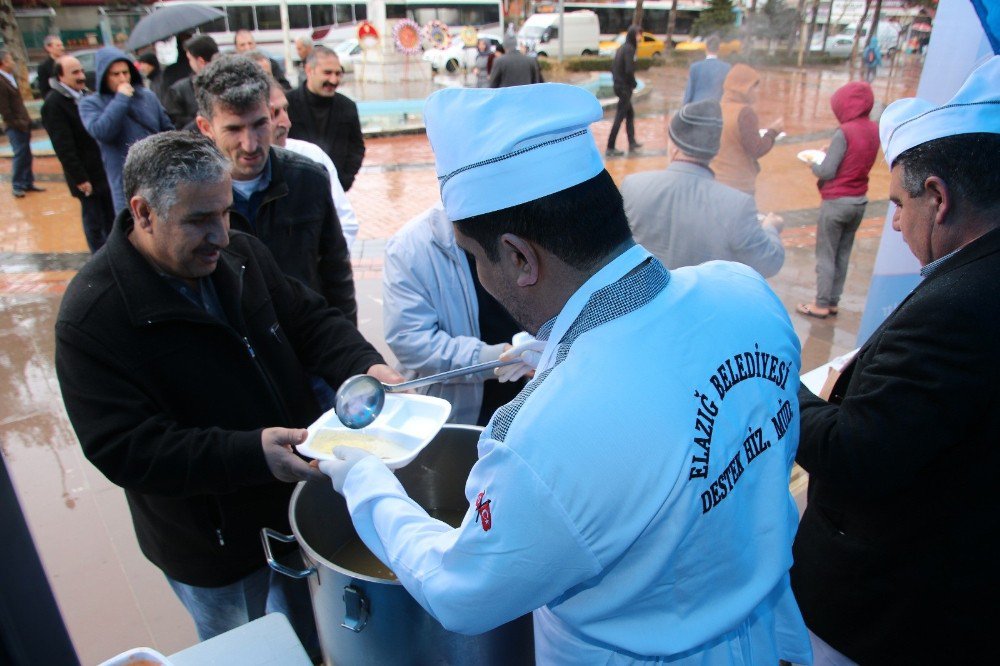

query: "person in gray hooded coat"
(80, 46), (174, 214)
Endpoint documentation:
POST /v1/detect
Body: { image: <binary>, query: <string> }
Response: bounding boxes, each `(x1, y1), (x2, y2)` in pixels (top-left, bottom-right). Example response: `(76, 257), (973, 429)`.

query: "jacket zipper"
(142, 264), (293, 548)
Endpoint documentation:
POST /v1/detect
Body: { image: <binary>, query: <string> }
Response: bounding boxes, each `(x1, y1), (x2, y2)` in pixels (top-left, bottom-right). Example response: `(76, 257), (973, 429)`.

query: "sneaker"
(25, 185), (46, 192)
(13, 189), (25, 198)
(629, 142), (644, 151)
(605, 148), (625, 157)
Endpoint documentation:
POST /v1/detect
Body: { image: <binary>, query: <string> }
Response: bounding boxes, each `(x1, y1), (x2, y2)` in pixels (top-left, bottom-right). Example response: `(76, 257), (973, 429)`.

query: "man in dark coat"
(55, 130), (402, 653)
(790, 56), (1000, 664)
(40, 55), (115, 252)
(0, 49), (42, 197)
(36, 34), (65, 99)
(195, 55), (358, 324)
(606, 25), (641, 157)
(488, 35), (543, 88)
(286, 46), (364, 191)
(164, 34), (219, 130)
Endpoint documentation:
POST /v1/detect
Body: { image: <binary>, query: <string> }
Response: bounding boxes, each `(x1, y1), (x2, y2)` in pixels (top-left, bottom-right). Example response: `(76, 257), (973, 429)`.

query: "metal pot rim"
(288, 480), (405, 586)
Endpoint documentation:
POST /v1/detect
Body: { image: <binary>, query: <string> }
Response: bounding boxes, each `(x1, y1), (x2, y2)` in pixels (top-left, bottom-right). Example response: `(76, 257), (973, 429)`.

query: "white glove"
(496, 334), (545, 383)
(318, 446), (376, 494)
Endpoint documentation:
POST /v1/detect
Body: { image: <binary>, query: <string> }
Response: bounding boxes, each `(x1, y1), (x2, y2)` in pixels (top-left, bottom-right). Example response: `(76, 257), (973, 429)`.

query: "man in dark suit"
(41, 55), (114, 252)
(164, 34), (219, 130)
(681, 35), (731, 105)
(488, 35), (543, 89)
(36, 35), (65, 99)
(286, 45), (364, 191)
(790, 56), (1000, 664)
(0, 49), (42, 198)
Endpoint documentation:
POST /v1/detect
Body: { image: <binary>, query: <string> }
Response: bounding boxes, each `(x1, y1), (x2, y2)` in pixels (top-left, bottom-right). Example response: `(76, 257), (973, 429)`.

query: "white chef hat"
(880, 55), (1000, 166)
(424, 83), (605, 222)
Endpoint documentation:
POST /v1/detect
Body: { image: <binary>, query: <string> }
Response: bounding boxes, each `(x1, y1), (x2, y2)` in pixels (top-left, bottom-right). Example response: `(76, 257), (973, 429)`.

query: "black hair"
(894, 133), (1000, 211)
(454, 170), (632, 271)
(185, 35), (220, 62)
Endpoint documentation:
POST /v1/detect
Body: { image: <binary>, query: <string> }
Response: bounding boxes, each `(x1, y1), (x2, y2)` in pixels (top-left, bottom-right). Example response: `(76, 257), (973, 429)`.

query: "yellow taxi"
(674, 37), (742, 57)
(598, 31), (666, 59)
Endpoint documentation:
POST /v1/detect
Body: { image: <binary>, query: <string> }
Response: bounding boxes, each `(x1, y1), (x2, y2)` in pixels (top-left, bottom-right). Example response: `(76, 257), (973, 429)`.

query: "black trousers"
(607, 85), (636, 150)
(79, 189), (115, 254)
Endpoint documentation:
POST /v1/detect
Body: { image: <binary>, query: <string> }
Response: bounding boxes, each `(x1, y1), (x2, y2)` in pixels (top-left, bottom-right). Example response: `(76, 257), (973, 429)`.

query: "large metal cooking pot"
(262, 424), (535, 665)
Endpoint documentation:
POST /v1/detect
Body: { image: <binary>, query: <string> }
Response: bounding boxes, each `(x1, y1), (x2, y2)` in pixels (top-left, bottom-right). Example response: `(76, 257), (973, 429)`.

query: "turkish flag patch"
(475, 491), (492, 532)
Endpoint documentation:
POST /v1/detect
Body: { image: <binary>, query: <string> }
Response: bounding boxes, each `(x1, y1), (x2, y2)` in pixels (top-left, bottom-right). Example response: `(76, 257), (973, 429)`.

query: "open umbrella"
(125, 4), (226, 52)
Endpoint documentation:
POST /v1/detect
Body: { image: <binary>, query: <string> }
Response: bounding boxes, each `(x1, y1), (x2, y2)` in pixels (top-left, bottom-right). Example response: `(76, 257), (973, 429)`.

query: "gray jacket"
(382, 204), (504, 424)
(622, 161), (784, 278)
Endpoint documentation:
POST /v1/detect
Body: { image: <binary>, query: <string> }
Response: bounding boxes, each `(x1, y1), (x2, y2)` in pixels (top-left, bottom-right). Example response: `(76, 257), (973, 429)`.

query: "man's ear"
(923, 176), (951, 226)
(195, 115), (213, 138)
(500, 233), (539, 288)
(130, 196), (154, 233)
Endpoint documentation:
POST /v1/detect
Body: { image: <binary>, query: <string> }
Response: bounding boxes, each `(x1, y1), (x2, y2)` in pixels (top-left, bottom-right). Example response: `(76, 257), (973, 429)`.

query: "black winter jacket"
(230, 147), (358, 323)
(286, 85), (365, 191)
(164, 76), (197, 130)
(40, 85), (110, 199)
(55, 212), (383, 586)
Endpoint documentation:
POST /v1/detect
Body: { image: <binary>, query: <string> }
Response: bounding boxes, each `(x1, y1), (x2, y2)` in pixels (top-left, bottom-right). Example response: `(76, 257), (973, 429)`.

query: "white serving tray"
(297, 393), (452, 469)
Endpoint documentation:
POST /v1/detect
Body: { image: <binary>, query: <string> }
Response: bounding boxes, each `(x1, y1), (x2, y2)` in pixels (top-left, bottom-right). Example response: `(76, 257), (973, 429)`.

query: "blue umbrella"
(125, 4), (226, 52)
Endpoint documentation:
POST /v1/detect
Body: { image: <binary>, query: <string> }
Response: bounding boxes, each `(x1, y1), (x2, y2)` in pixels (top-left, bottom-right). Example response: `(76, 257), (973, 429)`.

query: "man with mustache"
(194, 55), (358, 327)
(267, 78), (358, 249)
(286, 45), (365, 191)
(40, 55), (115, 252)
(55, 131), (400, 655)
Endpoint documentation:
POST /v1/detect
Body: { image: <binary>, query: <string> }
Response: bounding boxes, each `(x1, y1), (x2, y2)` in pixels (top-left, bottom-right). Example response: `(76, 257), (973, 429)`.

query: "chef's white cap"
(880, 55), (1000, 166)
(424, 83), (605, 222)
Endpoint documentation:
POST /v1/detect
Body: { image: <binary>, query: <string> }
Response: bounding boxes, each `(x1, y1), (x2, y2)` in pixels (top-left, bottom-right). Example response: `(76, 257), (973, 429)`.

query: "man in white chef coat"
(319, 83), (812, 665)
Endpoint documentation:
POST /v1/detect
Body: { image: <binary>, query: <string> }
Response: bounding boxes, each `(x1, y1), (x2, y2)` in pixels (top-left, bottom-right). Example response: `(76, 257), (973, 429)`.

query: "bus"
(153, 0), (505, 52)
(531, 1), (707, 42)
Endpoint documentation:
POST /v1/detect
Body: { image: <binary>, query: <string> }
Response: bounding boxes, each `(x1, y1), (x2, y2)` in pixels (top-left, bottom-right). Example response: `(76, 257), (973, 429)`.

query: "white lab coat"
(343, 245), (812, 664)
(283, 138), (359, 249)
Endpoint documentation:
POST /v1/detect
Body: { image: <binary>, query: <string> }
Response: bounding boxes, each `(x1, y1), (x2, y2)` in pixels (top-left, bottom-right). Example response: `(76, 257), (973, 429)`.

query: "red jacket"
(819, 82), (879, 200)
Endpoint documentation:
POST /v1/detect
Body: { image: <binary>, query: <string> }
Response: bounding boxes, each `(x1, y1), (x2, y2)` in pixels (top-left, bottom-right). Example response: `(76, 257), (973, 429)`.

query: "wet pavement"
(0, 56), (921, 664)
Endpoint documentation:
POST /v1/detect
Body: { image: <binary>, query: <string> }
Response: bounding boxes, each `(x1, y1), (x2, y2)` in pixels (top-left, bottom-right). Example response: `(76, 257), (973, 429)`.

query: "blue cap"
(424, 83), (605, 221)
(880, 55), (1000, 166)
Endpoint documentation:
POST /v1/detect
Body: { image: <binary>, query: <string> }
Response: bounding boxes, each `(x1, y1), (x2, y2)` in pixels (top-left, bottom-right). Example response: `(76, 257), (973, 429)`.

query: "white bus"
(153, 0), (505, 53)
(532, 1), (707, 42)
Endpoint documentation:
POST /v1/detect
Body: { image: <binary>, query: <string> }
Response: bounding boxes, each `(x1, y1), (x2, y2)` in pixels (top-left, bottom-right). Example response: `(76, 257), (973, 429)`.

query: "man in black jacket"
(790, 57), (1000, 664)
(195, 55), (358, 324)
(41, 55), (115, 253)
(55, 130), (401, 650)
(606, 25), (641, 157)
(165, 34), (219, 130)
(286, 46), (364, 191)
(36, 35), (65, 99)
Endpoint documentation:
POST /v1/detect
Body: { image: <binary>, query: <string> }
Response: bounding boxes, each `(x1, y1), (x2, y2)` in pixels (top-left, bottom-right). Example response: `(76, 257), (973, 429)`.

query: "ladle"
(335, 358), (520, 429)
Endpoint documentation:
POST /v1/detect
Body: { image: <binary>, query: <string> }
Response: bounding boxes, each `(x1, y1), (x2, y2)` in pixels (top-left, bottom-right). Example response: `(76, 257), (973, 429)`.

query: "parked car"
(674, 37), (742, 57)
(598, 31), (665, 59)
(518, 11), (601, 58)
(423, 33), (501, 73)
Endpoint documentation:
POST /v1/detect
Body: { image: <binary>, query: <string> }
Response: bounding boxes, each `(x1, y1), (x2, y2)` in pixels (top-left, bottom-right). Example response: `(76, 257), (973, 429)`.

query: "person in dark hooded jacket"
(606, 25), (642, 157)
(796, 81), (879, 319)
(79, 46), (174, 214)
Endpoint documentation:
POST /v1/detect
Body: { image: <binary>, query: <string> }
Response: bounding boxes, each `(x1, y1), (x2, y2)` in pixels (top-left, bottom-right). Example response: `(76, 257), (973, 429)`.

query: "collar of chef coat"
(536, 243), (653, 372)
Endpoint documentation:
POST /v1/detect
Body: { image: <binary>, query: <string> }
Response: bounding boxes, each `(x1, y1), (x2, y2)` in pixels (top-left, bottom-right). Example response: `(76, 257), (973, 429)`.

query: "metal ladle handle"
(384, 358), (520, 393)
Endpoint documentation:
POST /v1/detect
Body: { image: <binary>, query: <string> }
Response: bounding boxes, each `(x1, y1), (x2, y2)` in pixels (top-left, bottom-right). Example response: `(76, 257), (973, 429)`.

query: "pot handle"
(260, 527), (316, 579)
(341, 586), (369, 632)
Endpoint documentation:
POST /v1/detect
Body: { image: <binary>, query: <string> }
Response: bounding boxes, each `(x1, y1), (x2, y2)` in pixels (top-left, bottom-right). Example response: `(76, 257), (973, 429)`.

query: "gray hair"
(295, 36), (313, 48)
(244, 49), (272, 69)
(195, 54), (270, 120)
(705, 35), (721, 54)
(305, 45), (338, 67)
(123, 132), (230, 216)
(44, 35), (62, 48)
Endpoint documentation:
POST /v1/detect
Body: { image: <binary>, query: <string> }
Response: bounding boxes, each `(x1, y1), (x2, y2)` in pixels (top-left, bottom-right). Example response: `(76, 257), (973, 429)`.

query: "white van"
(518, 11), (601, 58)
